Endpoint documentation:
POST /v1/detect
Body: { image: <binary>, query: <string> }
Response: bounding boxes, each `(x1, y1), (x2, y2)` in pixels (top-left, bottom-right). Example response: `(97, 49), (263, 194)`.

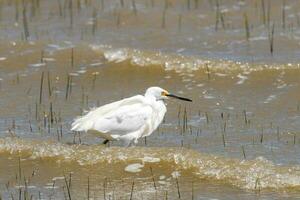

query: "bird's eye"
(161, 91), (167, 96)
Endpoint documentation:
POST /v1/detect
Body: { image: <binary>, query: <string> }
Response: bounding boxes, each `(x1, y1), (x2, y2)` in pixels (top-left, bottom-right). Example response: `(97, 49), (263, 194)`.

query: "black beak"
(166, 94), (192, 102)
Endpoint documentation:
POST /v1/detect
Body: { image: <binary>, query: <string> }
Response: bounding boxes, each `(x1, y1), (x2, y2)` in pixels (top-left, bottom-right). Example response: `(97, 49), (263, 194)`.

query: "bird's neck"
(157, 99), (165, 104)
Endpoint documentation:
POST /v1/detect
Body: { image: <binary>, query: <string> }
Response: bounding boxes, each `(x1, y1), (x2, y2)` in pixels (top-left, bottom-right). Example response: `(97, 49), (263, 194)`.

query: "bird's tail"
(71, 114), (94, 132)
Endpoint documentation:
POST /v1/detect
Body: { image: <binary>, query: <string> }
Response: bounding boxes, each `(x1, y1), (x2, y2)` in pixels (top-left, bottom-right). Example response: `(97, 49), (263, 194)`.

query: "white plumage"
(71, 86), (191, 146)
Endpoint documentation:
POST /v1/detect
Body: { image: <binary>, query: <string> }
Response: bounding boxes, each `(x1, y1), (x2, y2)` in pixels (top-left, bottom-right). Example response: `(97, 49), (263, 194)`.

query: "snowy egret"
(71, 87), (192, 146)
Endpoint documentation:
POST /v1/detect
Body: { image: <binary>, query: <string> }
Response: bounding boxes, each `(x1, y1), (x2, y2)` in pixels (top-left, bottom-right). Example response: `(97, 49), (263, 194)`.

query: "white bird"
(71, 87), (192, 146)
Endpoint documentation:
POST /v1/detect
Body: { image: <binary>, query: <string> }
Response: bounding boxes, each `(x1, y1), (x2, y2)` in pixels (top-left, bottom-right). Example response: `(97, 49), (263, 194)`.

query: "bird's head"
(145, 87), (192, 102)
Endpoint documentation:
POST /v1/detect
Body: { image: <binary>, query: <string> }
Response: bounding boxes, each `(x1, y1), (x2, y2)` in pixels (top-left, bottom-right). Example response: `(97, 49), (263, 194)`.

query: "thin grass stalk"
(92, 8), (97, 35)
(39, 72), (44, 104)
(206, 64), (210, 80)
(244, 13), (250, 40)
(87, 176), (90, 200)
(243, 110), (248, 125)
(57, 0), (63, 17)
(162, 9), (166, 29)
(71, 48), (74, 68)
(120, 0), (124, 8)
(149, 167), (157, 191)
(103, 178), (106, 199)
(178, 14), (182, 32)
(22, 0), (29, 40)
(191, 181), (194, 200)
(187, 0), (190, 10)
(129, 181), (134, 200)
(215, 0), (220, 31)
(132, 0), (137, 16)
(282, 0), (286, 30)
(220, 12), (225, 29)
(175, 177), (181, 199)
(15, 0), (19, 22)
(65, 74), (70, 100)
(47, 71), (52, 97)
(267, 0), (271, 26)
(268, 23), (275, 55)
(63, 174), (72, 200)
(242, 146), (246, 159)
(69, 0), (73, 28)
(261, 0), (266, 25)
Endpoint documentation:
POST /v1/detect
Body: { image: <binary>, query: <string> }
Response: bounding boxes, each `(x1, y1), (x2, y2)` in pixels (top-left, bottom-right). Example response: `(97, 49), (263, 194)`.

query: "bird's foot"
(102, 139), (110, 145)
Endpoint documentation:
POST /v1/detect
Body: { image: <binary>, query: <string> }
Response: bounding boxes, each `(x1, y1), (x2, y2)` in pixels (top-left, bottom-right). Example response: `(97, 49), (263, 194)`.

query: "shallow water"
(1, 138), (300, 199)
(0, 0), (300, 199)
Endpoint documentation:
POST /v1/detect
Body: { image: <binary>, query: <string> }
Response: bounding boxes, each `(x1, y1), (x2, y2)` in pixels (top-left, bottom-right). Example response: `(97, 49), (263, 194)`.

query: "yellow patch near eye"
(161, 91), (168, 96)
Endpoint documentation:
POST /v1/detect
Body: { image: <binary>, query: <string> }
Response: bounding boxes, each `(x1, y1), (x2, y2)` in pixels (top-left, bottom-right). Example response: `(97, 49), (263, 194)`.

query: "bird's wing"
(92, 102), (153, 135)
(71, 95), (152, 135)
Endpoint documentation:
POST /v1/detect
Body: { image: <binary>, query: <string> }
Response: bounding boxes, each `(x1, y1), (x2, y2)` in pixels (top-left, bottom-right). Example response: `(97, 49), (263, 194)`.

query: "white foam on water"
(1, 138), (300, 190)
(158, 181), (167, 185)
(171, 171), (181, 178)
(44, 186), (59, 189)
(236, 74), (248, 85)
(28, 63), (46, 68)
(90, 62), (103, 66)
(141, 156), (160, 163)
(104, 49), (128, 63)
(69, 72), (79, 76)
(77, 70), (86, 74)
(91, 45), (300, 74)
(263, 95), (277, 104)
(52, 176), (65, 181)
(43, 58), (56, 62)
(203, 94), (215, 99)
(125, 163), (144, 173)
(215, 73), (227, 77)
(277, 83), (287, 89)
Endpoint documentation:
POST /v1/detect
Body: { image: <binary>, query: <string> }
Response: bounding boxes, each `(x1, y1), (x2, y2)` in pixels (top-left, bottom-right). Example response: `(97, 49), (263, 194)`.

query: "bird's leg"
(130, 140), (138, 147)
(126, 141), (132, 147)
(124, 139), (135, 147)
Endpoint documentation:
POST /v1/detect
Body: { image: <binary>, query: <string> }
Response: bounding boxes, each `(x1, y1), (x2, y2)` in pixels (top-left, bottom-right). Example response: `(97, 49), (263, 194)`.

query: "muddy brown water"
(0, 0), (300, 199)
